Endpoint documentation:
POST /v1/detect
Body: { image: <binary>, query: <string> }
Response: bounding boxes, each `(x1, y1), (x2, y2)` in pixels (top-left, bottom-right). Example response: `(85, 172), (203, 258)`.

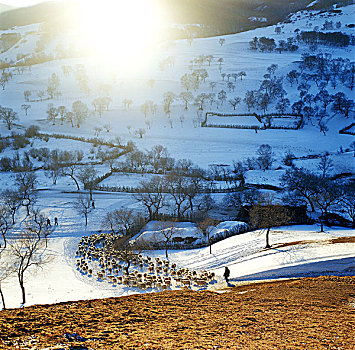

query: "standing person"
(223, 266), (230, 283)
(54, 217), (58, 225)
(46, 218), (51, 226)
(92, 201), (95, 209)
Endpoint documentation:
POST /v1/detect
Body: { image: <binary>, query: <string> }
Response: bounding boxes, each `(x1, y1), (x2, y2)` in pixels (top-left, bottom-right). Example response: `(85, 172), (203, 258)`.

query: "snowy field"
(1, 224), (354, 309)
(0, 3), (354, 310)
(0, 5), (354, 168)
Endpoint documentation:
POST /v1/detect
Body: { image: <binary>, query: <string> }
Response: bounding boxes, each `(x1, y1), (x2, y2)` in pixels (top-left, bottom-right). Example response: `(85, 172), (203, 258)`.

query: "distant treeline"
(300, 31), (354, 47)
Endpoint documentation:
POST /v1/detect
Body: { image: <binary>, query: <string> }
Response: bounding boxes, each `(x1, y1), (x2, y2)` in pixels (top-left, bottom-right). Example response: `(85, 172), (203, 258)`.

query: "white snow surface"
(1, 224), (354, 309)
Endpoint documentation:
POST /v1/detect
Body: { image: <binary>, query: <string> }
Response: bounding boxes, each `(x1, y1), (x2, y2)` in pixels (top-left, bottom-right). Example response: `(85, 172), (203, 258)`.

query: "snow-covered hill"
(0, 3), (354, 309)
(1, 224), (354, 309)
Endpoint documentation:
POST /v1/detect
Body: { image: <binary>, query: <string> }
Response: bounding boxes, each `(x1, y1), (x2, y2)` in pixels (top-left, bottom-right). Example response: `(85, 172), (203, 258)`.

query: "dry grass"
(0, 276), (354, 349)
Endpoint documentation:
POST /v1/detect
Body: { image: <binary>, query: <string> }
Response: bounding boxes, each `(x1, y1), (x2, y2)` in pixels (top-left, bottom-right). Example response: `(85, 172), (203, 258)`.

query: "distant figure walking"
(46, 218), (51, 227)
(92, 201), (95, 209)
(223, 266), (230, 283)
(54, 217), (58, 226)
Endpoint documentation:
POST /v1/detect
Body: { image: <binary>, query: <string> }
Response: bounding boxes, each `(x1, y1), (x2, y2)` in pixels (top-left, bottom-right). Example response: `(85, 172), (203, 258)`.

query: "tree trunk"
(20, 279), (26, 304)
(165, 245), (168, 258)
(0, 286), (6, 310)
(265, 228), (271, 248)
(85, 213), (88, 226)
(26, 204), (30, 216)
(125, 261), (130, 275)
(209, 237), (212, 254)
(306, 195), (315, 212)
(70, 175), (80, 191)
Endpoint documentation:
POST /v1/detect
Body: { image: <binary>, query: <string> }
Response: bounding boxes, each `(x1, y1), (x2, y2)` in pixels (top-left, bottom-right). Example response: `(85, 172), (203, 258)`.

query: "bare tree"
(229, 97), (241, 110)
(24, 90), (32, 102)
(317, 153), (333, 178)
(46, 103), (58, 125)
(179, 91), (194, 110)
(112, 236), (146, 274)
(74, 195), (92, 226)
(256, 144), (274, 171)
(11, 212), (52, 304)
(1, 190), (21, 224)
(163, 91), (176, 114)
(197, 216), (218, 254)
(0, 204), (14, 309)
(72, 100), (89, 128)
(312, 178), (341, 232)
(47, 73), (60, 99)
(15, 171), (37, 216)
(0, 247), (16, 310)
(134, 128), (146, 139)
(155, 221), (178, 258)
(0, 107), (18, 130)
(339, 186), (355, 228)
(0, 206), (12, 250)
(165, 174), (190, 218)
(281, 167), (319, 212)
(77, 165), (97, 201)
(249, 195), (290, 248)
(102, 209), (145, 237)
(21, 104), (31, 116)
(219, 38), (226, 46)
(61, 161), (80, 191)
(134, 176), (167, 220)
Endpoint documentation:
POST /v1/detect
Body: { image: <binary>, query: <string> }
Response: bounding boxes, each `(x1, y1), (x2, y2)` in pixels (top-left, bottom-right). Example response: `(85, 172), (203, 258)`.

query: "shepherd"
(223, 266), (230, 283)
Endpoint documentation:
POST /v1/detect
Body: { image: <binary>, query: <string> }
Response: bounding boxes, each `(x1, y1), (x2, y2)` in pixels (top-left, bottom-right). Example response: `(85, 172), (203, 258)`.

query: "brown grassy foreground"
(0, 276), (354, 349)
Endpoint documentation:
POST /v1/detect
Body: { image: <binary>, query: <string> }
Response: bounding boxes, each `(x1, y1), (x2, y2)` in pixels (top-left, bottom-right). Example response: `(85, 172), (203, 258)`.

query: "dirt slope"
(0, 276), (354, 349)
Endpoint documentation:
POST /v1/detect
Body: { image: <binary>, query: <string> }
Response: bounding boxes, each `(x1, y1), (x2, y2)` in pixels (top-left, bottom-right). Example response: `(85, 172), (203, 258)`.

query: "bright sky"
(1, 0), (53, 7)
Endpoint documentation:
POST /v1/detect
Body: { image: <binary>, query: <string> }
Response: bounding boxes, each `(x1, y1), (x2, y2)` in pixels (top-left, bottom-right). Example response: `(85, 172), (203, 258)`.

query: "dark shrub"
(12, 133), (30, 150)
(25, 125), (40, 138)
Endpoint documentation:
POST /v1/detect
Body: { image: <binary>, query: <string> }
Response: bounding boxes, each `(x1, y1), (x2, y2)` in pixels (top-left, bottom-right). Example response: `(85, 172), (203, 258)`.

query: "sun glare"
(77, 0), (165, 70)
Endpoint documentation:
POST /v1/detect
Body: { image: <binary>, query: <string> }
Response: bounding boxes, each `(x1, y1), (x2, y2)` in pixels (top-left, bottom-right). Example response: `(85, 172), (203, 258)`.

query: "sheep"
(181, 279), (191, 287)
(174, 277), (182, 286)
(195, 278), (207, 287)
(138, 282), (147, 290)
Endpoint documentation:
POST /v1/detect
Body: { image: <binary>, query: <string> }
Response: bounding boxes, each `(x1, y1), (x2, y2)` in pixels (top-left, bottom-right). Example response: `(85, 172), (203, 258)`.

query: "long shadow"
(232, 257), (355, 281)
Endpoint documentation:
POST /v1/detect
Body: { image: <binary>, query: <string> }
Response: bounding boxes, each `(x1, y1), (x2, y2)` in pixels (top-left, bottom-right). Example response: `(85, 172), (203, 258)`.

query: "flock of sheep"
(75, 233), (217, 290)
